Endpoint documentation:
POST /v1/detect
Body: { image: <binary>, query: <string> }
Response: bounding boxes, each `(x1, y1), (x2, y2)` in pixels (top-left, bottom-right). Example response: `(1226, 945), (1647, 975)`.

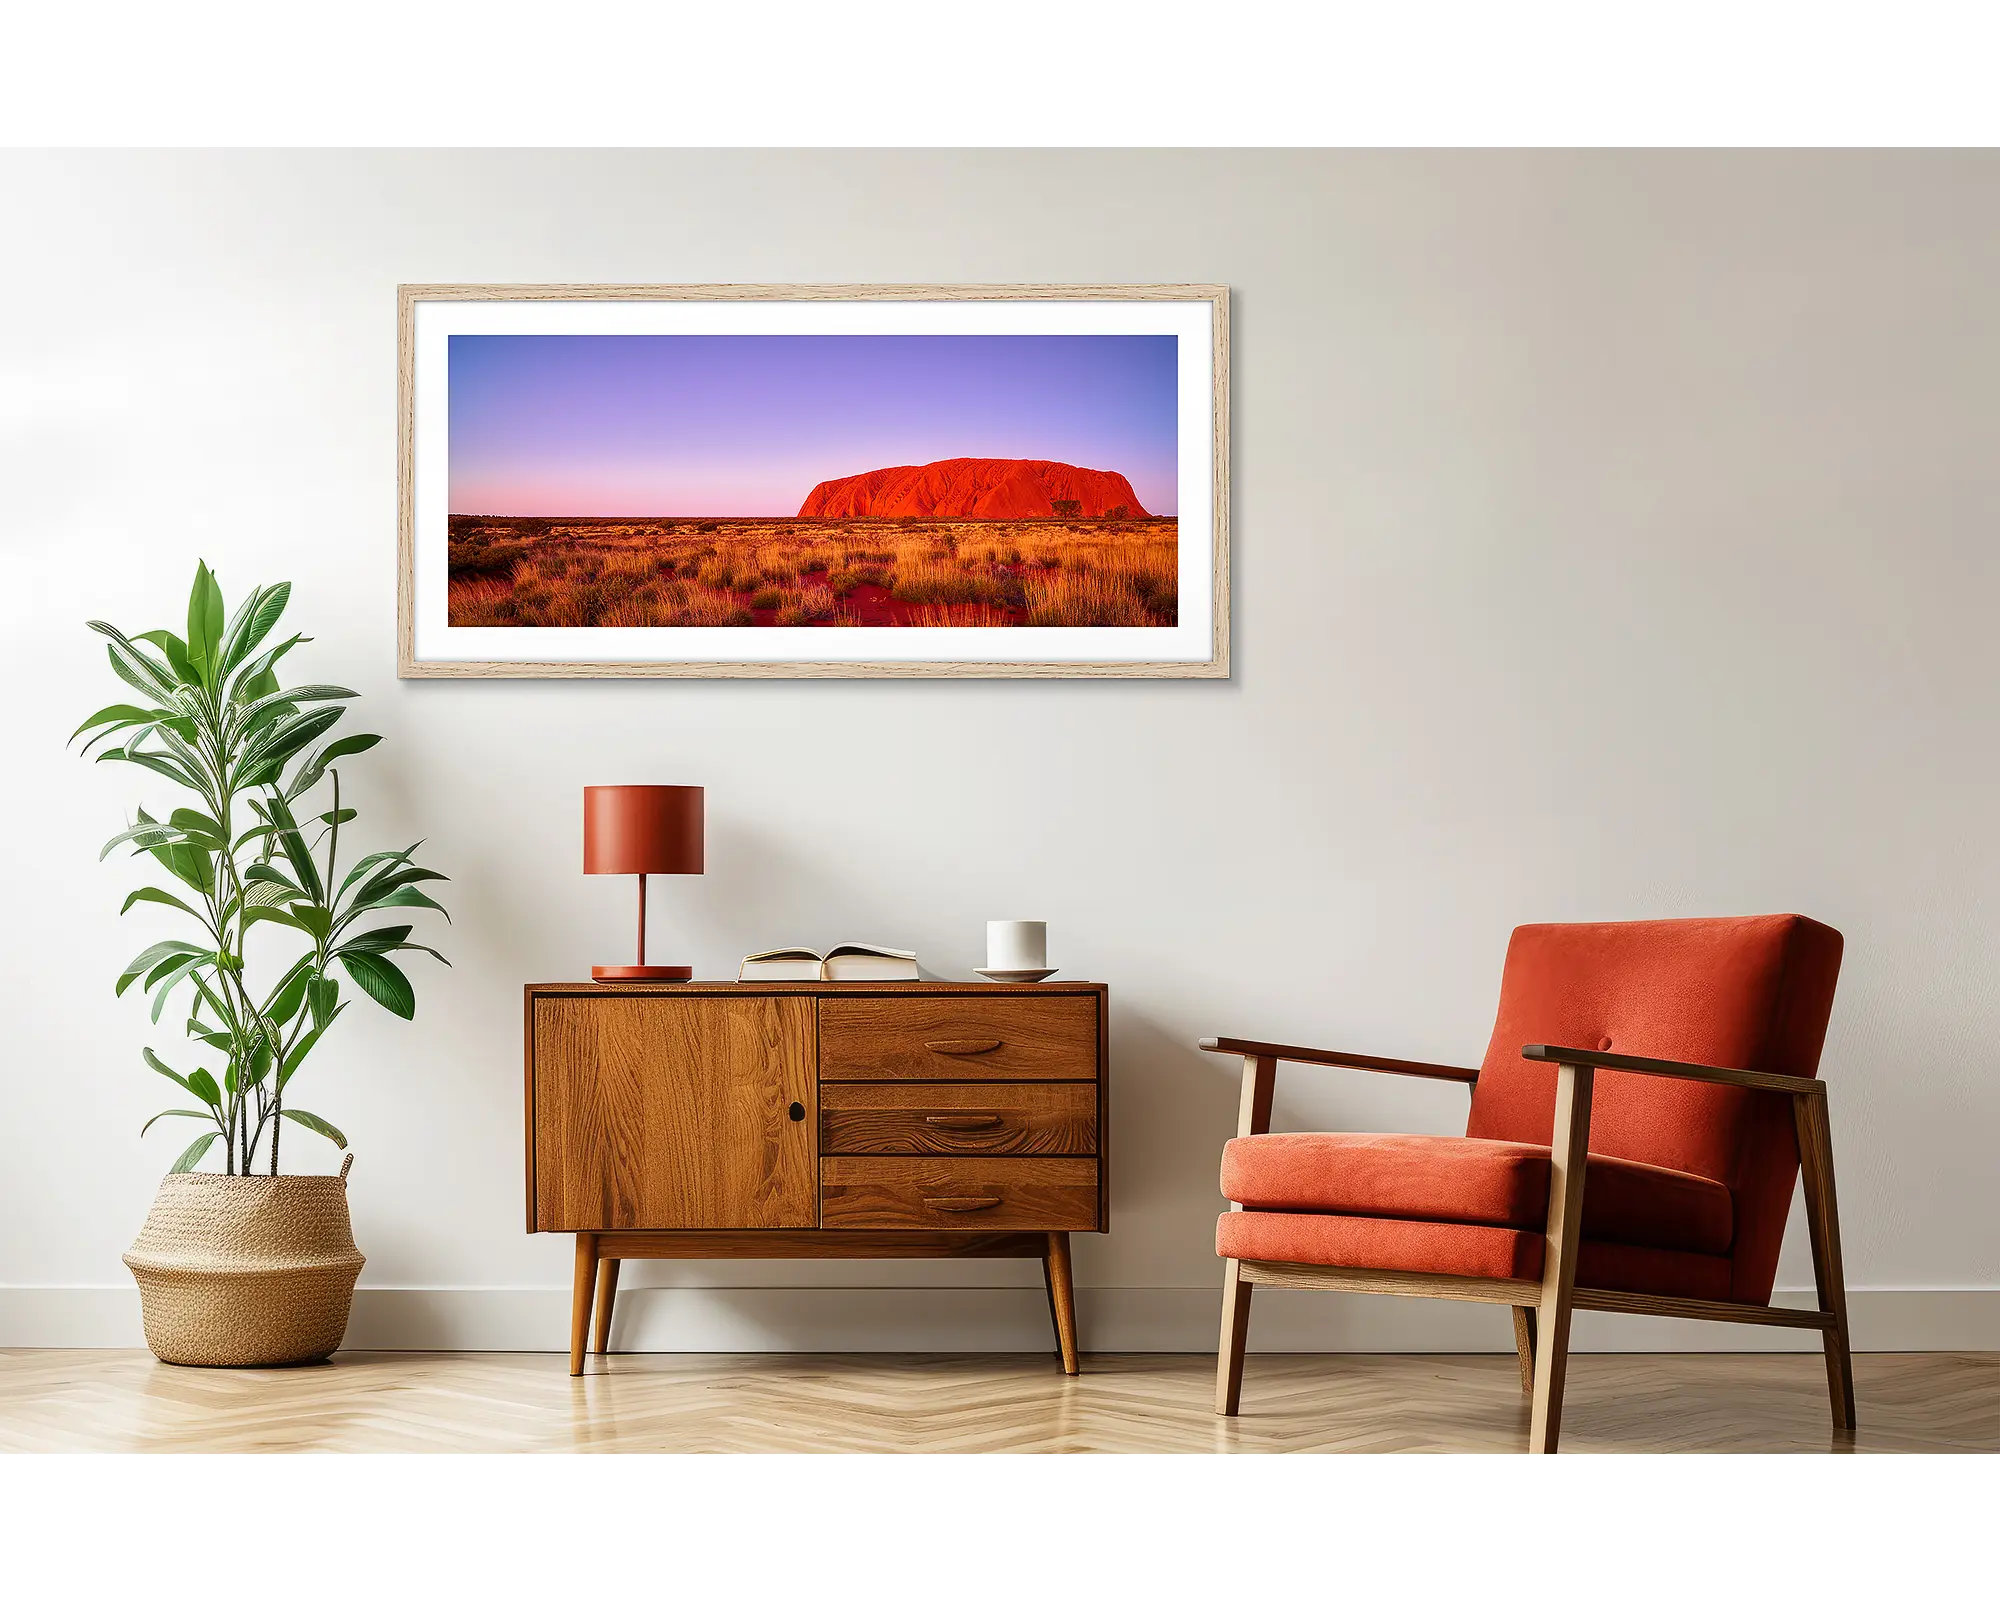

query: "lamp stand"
(591, 874), (694, 983)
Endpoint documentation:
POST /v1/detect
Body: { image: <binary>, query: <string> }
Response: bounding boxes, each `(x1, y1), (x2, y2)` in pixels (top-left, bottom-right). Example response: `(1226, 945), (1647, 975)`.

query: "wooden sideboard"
(524, 981), (1109, 1374)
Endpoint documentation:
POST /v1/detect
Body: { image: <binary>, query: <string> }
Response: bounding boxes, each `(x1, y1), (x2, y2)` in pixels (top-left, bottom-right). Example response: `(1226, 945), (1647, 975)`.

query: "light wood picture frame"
(397, 283), (1229, 678)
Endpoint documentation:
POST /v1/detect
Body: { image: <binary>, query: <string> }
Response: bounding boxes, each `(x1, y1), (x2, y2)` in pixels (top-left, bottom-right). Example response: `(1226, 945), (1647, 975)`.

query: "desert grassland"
(445, 516), (1179, 628)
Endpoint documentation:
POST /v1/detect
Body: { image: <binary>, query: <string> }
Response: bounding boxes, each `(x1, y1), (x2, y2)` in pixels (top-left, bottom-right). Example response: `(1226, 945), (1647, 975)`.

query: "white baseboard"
(4, 1284), (1996, 1353)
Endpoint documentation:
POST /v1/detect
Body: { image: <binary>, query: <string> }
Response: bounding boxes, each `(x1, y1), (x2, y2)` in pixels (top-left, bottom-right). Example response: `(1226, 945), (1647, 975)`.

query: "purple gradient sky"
(448, 333), (1178, 516)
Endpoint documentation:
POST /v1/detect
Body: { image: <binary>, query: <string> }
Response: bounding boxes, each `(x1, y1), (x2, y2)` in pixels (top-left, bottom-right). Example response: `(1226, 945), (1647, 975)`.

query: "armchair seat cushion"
(1215, 1210), (1734, 1301)
(1220, 1131), (1733, 1256)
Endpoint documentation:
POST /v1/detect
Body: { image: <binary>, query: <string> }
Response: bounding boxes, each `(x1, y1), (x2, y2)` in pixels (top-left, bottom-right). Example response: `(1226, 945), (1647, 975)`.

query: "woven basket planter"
(123, 1169), (365, 1367)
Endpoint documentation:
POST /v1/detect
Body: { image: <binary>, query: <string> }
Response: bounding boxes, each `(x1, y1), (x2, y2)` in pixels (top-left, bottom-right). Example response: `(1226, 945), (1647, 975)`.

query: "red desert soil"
(799, 457), (1148, 520)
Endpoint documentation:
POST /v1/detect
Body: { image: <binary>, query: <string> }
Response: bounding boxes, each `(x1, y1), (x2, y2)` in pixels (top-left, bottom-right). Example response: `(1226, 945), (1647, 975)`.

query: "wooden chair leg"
(569, 1232), (599, 1378)
(1045, 1231), (1079, 1377)
(1511, 1304), (1537, 1396)
(591, 1255), (622, 1356)
(1529, 1063), (1592, 1453)
(1796, 1092), (1857, 1429)
(1216, 1258), (1253, 1416)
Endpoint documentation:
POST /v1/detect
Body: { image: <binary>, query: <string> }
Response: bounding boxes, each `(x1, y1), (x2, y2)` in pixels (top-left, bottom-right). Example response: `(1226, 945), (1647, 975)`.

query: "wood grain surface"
(533, 995), (815, 1230)
(588, 1229), (1049, 1259)
(8, 1350), (1991, 1454)
(818, 995), (1099, 1081)
(820, 1157), (1099, 1230)
(819, 1082), (1097, 1156)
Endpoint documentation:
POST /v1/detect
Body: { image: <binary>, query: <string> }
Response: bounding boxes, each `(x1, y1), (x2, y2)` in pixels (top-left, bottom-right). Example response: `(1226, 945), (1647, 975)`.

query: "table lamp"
(583, 785), (704, 982)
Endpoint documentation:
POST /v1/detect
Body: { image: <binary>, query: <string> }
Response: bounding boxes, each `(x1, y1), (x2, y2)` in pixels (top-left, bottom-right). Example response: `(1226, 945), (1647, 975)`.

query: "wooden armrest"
(1199, 1036), (1480, 1086)
(1523, 1044), (1824, 1097)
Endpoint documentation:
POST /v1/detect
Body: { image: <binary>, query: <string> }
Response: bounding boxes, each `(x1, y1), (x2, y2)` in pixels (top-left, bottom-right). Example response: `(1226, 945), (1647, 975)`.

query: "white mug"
(987, 920), (1048, 970)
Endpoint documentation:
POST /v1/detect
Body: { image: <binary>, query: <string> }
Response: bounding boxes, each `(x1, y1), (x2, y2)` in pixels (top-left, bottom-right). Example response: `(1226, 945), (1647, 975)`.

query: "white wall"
(3, 150), (1996, 1352)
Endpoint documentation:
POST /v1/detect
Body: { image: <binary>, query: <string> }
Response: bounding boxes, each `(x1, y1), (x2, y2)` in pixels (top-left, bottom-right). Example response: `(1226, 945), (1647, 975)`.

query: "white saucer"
(975, 967), (1058, 983)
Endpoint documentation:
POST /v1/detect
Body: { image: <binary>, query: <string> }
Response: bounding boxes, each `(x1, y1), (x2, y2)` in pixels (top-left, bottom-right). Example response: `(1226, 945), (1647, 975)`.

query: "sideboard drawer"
(820, 1157), (1099, 1230)
(820, 1082), (1097, 1156)
(819, 995), (1098, 1081)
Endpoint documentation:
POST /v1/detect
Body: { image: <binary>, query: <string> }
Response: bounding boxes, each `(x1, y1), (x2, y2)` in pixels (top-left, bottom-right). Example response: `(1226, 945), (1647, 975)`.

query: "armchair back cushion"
(1464, 914), (1842, 1303)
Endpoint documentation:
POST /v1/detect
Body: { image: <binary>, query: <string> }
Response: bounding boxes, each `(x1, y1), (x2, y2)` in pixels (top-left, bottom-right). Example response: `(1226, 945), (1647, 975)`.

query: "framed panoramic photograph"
(397, 284), (1228, 677)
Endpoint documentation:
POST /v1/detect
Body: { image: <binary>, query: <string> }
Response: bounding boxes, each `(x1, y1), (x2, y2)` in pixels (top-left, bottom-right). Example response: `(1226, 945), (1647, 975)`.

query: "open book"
(739, 943), (920, 982)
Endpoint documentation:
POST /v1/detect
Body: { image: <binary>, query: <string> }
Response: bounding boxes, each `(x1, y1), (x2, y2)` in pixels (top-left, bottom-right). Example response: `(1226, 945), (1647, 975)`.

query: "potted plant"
(74, 562), (449, 1365)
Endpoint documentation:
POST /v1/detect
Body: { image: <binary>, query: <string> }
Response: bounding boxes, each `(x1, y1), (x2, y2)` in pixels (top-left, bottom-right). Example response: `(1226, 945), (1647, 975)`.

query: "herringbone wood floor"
(1, 1349), (1995, 1452)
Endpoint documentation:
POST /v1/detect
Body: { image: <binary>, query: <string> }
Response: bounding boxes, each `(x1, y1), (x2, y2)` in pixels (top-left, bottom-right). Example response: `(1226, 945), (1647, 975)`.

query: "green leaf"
(101, 820), (184, 860)
(277, 1010), (341, 1089)
(240, 684), (355, 722)
(169, 1132), (221, 1173)
(242, 879), (301, 910)
(149, 957), (211, 1023)
(186, 1067), (223, 1108)
(242, 705), (347, 785)
(351, 865), (448, 907)
(338, 950), (415, 1018)
(370, 941), (449, 965)
(142, 1108), (215, 1137)
(366, 886), (450, 921)
(143, 1046), (193, 1093)
(167, 807), (226, 848)
(142, 951), (205, 993)
(340, 924), (413, 953)
(244, 1035), (273, 1087)
(134, 628), (197, 687)
(261, 794), (323, 904)
(265, 958), (314, 1025)
(242, 905), (307, 932)
(337, 846), (416, 902)
(71, 703), (157, 745)
(119, 886), (201, 919)
(317, 808), (359, 826)
(219, 581), (289, 679)
(228, 632), (307, 706)
(149, 837), (217, 896)
(98, 745), (203, 789)
(290, 732), (382, 796)
(307, 975), (339, 1030)
(185, 561), (226, 688)
(90, 623), (180, 705)
(116, 940), (207, 998)
(279, 1108), (347, 1149)
(292, 905), (334, 941)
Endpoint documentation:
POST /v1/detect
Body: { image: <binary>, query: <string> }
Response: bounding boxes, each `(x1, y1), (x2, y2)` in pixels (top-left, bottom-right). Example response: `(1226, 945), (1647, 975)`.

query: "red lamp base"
(591, 965), (693, 983)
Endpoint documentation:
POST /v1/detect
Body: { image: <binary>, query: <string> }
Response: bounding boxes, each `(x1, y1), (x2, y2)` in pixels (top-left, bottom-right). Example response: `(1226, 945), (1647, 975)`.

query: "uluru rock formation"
(799, 457), (1150, 519)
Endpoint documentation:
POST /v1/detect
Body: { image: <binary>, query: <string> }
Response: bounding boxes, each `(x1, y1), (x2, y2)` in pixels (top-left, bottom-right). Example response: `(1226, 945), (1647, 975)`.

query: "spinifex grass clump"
(75, 562), (450, 1175)
(444, 517), (1179, 628)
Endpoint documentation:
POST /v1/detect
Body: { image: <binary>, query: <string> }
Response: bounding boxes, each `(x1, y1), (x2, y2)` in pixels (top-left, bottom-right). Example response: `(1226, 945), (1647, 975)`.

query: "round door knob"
(788, 1101), (806, 1122)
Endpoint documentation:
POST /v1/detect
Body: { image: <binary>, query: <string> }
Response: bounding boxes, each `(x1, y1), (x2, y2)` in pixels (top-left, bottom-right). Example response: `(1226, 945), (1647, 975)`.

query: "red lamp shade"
(583, 786), (704, 982)
(583, 785), (704, 877)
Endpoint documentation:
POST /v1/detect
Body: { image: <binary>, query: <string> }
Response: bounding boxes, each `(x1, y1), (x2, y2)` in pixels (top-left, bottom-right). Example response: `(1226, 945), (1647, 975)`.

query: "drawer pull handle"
(925, 1038), (1003, 1056)
(923, 1196), (1003, 1212)
(924, 1115), (1002, 1130)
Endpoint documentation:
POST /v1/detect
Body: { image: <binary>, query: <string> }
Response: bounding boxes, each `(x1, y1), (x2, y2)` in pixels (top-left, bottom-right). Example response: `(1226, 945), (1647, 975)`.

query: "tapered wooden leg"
(1796, 1092), (1857, 1429)
(1216, 1257), (1254, 1416)
(1511, 1304), (1538, 1396)
(569, 1232), (599, 1378)
(1045, 1231), (1079, 1376)
(591, 1255), (622, 1356)
(1040, 1253), (1065, 1356)
(1529, 1063), (1593, 1453)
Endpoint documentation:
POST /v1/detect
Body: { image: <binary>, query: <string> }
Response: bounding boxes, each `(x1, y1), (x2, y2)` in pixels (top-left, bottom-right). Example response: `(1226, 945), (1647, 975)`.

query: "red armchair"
(1205, 914), (1849, 1452)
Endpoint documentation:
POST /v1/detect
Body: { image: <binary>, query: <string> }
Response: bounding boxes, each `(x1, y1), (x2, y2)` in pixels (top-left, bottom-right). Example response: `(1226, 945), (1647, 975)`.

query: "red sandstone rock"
(799, 457), (1150, 519)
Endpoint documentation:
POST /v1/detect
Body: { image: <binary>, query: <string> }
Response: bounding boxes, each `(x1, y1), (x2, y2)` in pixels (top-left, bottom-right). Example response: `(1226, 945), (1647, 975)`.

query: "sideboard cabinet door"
(532, 996), (816, 1231)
